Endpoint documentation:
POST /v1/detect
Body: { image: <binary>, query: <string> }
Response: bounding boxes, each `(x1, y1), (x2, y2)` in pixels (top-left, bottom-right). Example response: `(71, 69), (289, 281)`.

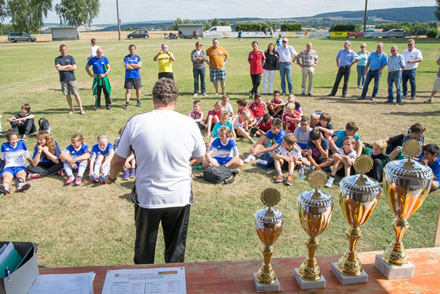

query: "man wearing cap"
(275, 38), (297, 95)
(328, 41), (361, 98)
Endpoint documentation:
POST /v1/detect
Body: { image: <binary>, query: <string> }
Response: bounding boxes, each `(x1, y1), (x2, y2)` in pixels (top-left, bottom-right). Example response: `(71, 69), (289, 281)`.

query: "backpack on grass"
(38, 118), (50, 132)
(202, 166), (239, 184)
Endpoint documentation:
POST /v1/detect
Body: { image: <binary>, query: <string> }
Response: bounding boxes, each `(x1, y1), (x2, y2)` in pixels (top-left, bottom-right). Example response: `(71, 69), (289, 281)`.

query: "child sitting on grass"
(204, 126), (244, 170)
(385, 123), (425, 160)
(211, 111), (234, 139)
(221, 94), (234, 117)
(7, 104), (36, 140)
(1, 129), (32, 194)
(287, 94), (303, 116)
(89, 134), (114, 183)
(325, 136), (358, 188)
(305, 129), (330, 170)
(267, 90), (285, 119)
(420, 144), (440, 191)
(272, 133), (303, 186)
(205, 101), (222, 138)
(27, 131), (62, 179)
(250, 113), (272, 137)
(293, 116), (312, 150)
(233, 109), (256, 145)
(366, 139), (389, 182)
(329, 121), (363, 157)
(248, 94), (266, 120)
(282, 103), (301, 133)
(190, 100), (205, 131)
(59, 133), (90, 186)
(313, 113), (334, 140)
(114, 128), (135, 180)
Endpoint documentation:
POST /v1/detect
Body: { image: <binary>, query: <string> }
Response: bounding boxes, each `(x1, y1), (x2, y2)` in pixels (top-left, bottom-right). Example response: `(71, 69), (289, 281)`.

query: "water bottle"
(298, 165), (304, 180)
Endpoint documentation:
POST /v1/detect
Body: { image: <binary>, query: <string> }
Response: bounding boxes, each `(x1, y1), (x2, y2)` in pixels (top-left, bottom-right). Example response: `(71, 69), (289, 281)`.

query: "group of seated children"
(189, 93), (438, 192)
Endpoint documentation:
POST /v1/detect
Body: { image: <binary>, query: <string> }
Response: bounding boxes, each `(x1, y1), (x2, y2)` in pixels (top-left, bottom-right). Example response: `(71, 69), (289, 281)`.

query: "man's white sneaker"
(193, 93), (198, 97)
(244, 154), (256, 163)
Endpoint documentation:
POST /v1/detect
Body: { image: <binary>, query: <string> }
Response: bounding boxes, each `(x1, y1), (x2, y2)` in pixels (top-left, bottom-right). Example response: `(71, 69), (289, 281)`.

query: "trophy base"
(331, 263), (368, 284)
(374, 254), (414, 279)
(294, 268), (326, 289)
(253, 273), (280, 292)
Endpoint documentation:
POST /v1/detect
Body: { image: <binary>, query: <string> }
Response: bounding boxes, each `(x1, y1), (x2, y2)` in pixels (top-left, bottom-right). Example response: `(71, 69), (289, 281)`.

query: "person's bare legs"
(213, 82), (219, 95)
(389, 147), (402, 161)
(220, 82), (226, 95)
(125, 89), (131, 104)
(66, 94), (74, 112)
(136, 89), (141, 103)
(73, 94), (85, 113)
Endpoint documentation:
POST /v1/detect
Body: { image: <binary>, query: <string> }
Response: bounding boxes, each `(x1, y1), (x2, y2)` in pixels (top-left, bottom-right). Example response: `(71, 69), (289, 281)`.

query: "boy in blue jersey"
(1, 130), (32, 194)
(245, 118), (286, 162)
(420, 144), (440, 191)
(123, 44), (143, 109)
(59, 133), (91, 186)
(204, 126), (243, 169)
(89, 134), (114, 183)
(329, 121), (363, 157)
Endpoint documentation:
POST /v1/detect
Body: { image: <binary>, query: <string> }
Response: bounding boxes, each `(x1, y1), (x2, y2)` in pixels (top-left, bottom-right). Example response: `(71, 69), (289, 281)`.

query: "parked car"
(127, 30), (149, 39)
(382, 29), (408, 38)
(8, 32), (36, 42)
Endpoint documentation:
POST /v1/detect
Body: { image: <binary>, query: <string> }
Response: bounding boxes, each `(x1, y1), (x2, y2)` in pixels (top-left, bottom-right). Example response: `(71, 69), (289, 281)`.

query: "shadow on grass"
(47, 88), (89, 92)
(384, 110), (440, 116)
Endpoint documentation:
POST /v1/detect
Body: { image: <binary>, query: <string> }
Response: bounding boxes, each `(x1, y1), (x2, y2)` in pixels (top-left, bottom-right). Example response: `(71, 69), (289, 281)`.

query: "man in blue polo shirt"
(123, 44), (143, 110)
(328, 41), (361, 98)
(85, 48), (112, 110)
(358, 43), (388, 101)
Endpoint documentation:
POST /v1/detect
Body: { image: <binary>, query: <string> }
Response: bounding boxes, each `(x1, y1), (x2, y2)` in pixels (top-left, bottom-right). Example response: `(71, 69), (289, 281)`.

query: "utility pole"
(363, 0), (368, 32)
(116, 0), (121, 41)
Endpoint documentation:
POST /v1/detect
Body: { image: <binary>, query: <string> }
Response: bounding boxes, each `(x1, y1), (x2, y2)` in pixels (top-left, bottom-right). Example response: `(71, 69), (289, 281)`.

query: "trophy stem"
(337, 226), (363, 276)
(383, 218), (410, 266)
(256, 245), (277, 285)
(298, 236), (322, 281)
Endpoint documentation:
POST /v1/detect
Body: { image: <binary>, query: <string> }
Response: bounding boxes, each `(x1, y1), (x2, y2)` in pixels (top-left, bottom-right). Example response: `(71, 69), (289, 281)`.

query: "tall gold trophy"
(375, 140), (434, 279)
(294, 171), (333, 289)
(253, 188), (284, 292)
(331, 156), (382, 284)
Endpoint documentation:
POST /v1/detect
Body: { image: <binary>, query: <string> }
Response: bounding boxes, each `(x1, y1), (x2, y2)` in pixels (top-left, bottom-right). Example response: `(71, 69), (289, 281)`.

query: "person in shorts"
(123, 44), (143, 109)
(55, 44), (85, 115)
(206, 39), (229, 96)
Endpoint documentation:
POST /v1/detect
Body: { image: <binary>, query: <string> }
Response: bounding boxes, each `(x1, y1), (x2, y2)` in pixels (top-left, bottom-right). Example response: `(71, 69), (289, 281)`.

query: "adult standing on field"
(328, 41), (360, 98)
(424, 56), (440, 104)
(262, 43), (279, 95)
(106, 78), (205, 265)
(297, 42), (318, 96)
(154, 44), (175, 80)
(191, 41), (208, 97)
(88, 38), (100, 60)
(357, 42), (387, 101)
(55, 44), (86, 115)
(275, 38), (297, 96)
(385, 45), (405, 105)
(85, 48), (112, 111)
(401, 39), (423, 100)
(123, 44), (143, 109)
(248, 41), (266, 98)
(206, 38), (229, 96)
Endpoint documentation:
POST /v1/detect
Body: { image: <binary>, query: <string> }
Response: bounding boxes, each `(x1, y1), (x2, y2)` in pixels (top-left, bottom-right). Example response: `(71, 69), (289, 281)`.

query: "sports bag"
(256, 152), (274, 170)
(202, 166), (238, 184)
(38, 118), (50, 132)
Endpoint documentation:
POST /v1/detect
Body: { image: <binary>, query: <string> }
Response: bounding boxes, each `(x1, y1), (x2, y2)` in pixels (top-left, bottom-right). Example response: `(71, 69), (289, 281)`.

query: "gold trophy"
(375, 140), (434, 279)
(332, 156), (382, 284)
(295, 171), (333, 289)
(253, 188), (284, 292)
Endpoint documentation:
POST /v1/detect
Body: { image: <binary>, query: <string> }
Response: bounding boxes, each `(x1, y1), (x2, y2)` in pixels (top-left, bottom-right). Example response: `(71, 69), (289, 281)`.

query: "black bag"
(202, 166), (238, 184)
(38, 118), (50, 132)
(256, 152), (274, 170)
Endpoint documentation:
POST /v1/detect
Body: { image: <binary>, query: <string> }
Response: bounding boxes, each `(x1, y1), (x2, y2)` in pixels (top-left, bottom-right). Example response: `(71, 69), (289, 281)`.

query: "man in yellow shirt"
(153, 44), (176, 79)
(206, 39), (229, 96)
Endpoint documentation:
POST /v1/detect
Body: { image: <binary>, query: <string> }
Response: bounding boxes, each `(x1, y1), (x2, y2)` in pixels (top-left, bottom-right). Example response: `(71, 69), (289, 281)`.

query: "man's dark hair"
(409, 123), (425, 134)
(129, 44), (136, 49)
(152, 78), (178, 105)
(309, 129), (321, 141)
(423, 144), (439, 155)
(346, 121), (359, 132)
(59, 44), (66, 49)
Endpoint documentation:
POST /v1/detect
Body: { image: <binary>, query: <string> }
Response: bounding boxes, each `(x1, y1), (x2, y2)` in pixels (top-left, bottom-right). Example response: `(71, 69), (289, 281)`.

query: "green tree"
(55, 0), (99, 27)
(0, 0), (6, 21)
(436, 0), (440, 21)
(6, 0), (52, 34)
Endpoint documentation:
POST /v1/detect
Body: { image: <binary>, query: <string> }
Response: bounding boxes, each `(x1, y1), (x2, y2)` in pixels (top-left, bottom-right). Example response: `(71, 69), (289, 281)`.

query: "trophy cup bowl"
(254, 188), (284, 289)
(336, 156), (382, 277)
(381, 140), (433, 267)
(297, 171), (333, 284)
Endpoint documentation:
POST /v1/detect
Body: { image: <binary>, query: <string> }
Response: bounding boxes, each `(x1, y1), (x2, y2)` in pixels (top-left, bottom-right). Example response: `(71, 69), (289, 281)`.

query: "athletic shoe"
(130, 169), (136, 179)
(123, 104), (129, 110)
(99, 175), (106, 183)
(308, 93), (312, 96)
(357, 97), (366, 100)
(342, 94), (346, 98)
(22, 135), (28, 140)
(370, 97), (376, 101)
(16, 182), (31, 192)
(325, 177), (334, 188)
(95, 106), (102, 111)
(193, 93), (198, 97)
(284, 175), (294, 186)
(274, 174), (284, 183)
(410, 97), (416, 100)
(68, 110), (74, 115)
(301, 92), (305, 96)
(80, 110), (86, 115)
(424, 98), (433, 104)
(106, 106), (112, 110)
(58, 169), (65, 176)
(27, 173), (40, 180)
(136, 100), (142, 107)
(402, 94), (408, 98)
(74, 176), (82, 186)
(90, 174), (99, 183)
(244, 154), (256, 163)
(202, 93), (208, 97)
(327, 93), (335, 97)
(0, 184), (6, 196)
(65, 176), (74, 185)
(2, 185), (10, 195)
(249, 91), (253, 99)
(122, 170), (130, 181)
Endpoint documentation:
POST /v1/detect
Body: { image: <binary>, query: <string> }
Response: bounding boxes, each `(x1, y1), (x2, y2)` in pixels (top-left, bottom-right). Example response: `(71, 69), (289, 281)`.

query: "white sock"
(102, 164), (110, 176)
(94, 161), (102, 176)
(64, 162), (73, 177)
(77, 161), (87, 177)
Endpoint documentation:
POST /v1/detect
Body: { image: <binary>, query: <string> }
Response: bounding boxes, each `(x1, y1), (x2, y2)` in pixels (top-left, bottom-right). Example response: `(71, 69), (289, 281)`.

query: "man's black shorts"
(124, 78), (142, 89)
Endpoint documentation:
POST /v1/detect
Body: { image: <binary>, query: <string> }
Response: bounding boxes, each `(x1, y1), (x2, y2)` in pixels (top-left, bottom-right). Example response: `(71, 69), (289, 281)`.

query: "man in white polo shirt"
(106, 78), (205, 264)
(275, 38), (297, 95)
(401, 39), (423, 100)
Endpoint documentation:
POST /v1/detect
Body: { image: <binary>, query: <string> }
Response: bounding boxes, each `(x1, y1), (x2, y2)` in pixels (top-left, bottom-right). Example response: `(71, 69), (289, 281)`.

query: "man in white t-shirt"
(106, 78), (205, 264)
(401, 39), (423, 100)
(88, 38), (101, 60)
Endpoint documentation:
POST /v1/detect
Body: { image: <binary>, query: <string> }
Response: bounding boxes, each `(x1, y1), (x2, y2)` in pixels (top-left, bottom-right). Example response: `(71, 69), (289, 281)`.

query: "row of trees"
(329, 21), (439, 36)
(172, 18), (230, 31)
(0, 0), (99, 35)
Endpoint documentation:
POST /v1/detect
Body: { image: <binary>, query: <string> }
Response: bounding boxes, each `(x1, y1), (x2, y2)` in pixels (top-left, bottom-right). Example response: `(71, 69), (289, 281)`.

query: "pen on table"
(5, 266), (10, 282)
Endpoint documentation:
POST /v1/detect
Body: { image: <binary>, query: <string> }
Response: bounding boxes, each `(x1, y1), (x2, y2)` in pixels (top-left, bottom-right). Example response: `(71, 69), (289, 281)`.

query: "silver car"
(8, 32), (37, 42)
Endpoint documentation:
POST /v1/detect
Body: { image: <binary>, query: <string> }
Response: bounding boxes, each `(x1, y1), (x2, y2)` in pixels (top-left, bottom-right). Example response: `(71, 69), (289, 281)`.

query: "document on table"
(28, 271), (95, 294)
(102, 267), (186, 294)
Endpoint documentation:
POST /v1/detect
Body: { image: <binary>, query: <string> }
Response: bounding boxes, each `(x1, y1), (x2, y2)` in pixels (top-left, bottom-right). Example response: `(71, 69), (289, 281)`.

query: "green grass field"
(0, 36), (439, 268)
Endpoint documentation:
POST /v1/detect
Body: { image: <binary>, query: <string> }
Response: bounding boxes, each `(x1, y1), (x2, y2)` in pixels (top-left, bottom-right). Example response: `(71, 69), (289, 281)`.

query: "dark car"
(8, 32), (37, 42)
(127, 30), (149, 39)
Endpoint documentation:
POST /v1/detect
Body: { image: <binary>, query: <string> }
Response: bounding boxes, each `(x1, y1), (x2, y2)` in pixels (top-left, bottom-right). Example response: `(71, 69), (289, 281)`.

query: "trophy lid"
(339, 155), (382, 194)
(384, 140), (434, 180)
(255, 188), (285, 223)
(297, 170), (333, 208)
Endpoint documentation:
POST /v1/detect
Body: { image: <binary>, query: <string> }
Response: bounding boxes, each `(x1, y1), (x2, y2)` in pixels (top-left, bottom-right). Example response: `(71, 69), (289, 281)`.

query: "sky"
(43, 0), (436, 25)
